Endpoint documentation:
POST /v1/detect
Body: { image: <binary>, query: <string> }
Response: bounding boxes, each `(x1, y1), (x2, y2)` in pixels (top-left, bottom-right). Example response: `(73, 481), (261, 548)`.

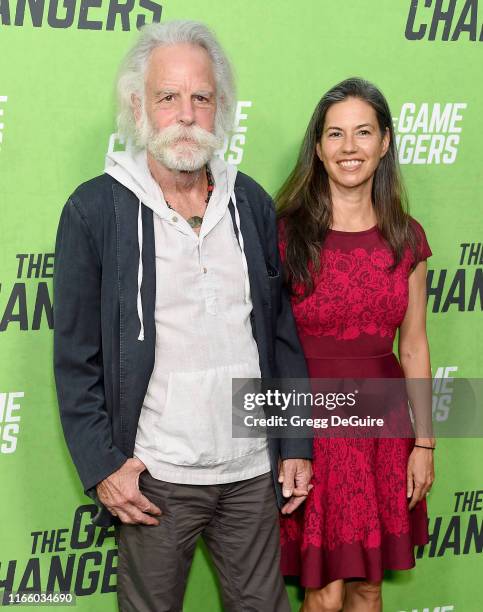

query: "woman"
(277, 78), (435, 611)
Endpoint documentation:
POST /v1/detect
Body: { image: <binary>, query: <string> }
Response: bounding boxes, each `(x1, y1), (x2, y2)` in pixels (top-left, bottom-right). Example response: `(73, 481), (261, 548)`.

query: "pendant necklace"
(165, 166), (214, 229)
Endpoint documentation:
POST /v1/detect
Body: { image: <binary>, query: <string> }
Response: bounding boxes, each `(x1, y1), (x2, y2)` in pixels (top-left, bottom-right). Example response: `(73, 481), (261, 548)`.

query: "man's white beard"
(137, 113), (224, 172)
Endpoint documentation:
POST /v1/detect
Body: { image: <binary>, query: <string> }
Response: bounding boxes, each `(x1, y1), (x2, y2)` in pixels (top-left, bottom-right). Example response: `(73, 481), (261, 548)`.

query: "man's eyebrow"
(193, 90), (215, 97)
(152, 89), (215, 98)
(154, 89), (177, 97)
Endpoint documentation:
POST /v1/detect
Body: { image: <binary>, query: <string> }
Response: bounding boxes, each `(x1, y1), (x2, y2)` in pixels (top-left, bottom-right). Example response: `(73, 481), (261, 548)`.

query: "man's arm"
(53, 198), (127, 492)
(54, 197), (162, 525)
(262, 193), (313, 512)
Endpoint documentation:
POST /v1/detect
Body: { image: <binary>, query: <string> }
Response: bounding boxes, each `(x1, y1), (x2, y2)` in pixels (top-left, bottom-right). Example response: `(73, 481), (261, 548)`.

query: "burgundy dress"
(279, 220), (431, 588)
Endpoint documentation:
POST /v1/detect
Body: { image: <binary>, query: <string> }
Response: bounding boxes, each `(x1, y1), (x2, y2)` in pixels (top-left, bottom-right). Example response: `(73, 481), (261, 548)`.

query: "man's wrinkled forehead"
(144, 43), (217, 95)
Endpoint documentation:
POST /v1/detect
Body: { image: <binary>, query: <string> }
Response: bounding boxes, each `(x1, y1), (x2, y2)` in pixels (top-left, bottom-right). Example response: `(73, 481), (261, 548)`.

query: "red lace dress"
(279, 220), (431, 588)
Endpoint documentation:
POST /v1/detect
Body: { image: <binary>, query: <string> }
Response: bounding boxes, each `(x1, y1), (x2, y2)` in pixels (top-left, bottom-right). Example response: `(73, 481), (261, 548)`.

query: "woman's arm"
(399, 261), (431, 378)
(398, 260), (435, 509)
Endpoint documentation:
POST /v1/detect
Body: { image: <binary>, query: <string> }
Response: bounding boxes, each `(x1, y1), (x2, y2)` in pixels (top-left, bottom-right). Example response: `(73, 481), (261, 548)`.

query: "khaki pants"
(116, 471), (290, 612)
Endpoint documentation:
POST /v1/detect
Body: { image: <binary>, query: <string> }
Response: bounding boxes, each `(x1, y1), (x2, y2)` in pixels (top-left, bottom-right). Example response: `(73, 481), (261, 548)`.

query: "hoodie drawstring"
(231, 191), (251, 304)
(137, 200), (145, 341)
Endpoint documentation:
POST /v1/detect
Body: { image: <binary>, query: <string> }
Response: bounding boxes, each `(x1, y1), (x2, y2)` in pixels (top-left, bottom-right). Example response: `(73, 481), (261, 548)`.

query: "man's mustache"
(152, 124), (222, 149)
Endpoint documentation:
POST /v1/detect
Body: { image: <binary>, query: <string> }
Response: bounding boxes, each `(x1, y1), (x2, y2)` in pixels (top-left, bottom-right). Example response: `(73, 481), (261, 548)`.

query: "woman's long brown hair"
(276, 77), (420, 298)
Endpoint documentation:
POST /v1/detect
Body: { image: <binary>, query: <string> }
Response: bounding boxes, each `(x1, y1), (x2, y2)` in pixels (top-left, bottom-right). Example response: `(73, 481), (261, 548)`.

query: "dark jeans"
(116, 471), (290, 612)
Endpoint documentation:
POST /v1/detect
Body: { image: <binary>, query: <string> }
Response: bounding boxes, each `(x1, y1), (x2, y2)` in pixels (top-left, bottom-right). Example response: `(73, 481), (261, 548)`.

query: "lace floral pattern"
(280, 438), (412, 551)
(290, 246), (414, 341)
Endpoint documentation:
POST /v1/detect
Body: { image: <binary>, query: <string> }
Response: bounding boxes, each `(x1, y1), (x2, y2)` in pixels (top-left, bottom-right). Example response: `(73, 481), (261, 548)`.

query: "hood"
(104, 147), (248, 342)
(105, 146), (238, 217)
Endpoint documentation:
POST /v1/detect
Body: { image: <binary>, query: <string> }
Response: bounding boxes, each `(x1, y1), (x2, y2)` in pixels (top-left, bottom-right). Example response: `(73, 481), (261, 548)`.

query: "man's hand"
(278, 458), (313, 515)
(96, 458), (162, 525)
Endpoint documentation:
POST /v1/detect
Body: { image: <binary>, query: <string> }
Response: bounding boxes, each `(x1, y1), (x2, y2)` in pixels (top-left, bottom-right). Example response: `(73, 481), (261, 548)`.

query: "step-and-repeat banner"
(1, 1), (482, 610)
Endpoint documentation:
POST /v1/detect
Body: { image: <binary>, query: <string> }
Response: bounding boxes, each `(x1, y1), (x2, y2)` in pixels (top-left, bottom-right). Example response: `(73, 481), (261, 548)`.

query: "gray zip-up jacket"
(53, 169), (312, 526)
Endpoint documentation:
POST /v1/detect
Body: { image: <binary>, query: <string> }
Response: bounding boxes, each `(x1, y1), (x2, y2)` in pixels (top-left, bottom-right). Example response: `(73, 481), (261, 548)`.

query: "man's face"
(134, 43), (222, 172)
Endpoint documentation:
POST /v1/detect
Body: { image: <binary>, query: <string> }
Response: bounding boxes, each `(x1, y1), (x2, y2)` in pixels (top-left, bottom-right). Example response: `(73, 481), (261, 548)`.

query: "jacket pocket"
(266, 262), (280, 278)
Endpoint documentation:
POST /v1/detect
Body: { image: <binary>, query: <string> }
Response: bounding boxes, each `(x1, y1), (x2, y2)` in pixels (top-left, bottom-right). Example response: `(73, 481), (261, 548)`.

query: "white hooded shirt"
(105, 148), (270, 484)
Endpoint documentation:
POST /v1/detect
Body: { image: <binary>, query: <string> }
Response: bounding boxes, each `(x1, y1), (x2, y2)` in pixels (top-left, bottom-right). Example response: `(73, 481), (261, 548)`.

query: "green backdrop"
(1, 1), (482, 610)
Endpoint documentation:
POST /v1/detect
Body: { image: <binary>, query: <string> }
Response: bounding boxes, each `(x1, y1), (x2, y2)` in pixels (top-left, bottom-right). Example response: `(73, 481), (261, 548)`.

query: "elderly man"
(54, 20), (312, 612)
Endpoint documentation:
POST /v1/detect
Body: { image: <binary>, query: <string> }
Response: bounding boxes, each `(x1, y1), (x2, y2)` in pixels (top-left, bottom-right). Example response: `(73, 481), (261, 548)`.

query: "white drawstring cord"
(136, 200), (145, 341)
(231, 192), (251, 304)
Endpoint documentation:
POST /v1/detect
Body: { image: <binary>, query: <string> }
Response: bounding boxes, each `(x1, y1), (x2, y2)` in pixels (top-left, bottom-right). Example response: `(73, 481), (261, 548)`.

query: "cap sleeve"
(410, 217), (432, 265)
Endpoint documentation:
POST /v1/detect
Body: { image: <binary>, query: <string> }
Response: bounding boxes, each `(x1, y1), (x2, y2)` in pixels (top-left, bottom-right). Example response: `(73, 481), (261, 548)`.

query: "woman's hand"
(407, 445), (435, 510)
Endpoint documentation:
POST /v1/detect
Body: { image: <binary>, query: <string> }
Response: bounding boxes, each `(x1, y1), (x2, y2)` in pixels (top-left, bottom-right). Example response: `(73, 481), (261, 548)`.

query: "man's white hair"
(116, 20), (236, 142)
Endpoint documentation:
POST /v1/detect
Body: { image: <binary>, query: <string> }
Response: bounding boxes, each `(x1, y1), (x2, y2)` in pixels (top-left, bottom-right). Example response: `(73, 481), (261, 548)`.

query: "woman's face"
(316, 97), (390, 191)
